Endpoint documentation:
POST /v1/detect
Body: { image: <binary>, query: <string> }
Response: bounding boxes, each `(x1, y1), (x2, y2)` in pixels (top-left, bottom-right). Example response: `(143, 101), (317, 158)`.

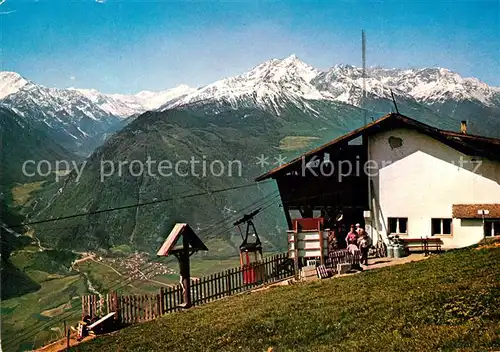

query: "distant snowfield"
(75, 85), (197, 116)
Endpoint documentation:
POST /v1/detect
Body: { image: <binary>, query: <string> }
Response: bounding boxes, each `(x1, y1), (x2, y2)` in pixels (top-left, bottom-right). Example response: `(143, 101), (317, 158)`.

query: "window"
(431, 218), (452, 236)
(484, 220), (500, 237)
(388, 217), (408, 234)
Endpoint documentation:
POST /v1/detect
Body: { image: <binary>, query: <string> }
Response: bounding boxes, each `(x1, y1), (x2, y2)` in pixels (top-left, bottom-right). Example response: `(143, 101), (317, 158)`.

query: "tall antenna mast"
(362, 29), (373, 247)
(362, 29), (367, 125)
(390, 89), (400, 114)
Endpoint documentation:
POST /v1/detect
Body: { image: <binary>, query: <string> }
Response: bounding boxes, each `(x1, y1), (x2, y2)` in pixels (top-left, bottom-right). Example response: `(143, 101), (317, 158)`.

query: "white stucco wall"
(366, 127), (500, 249)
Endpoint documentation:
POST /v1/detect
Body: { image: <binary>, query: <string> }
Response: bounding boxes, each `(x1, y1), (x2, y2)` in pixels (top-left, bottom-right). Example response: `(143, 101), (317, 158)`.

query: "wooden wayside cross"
(157, 223), (208, 308)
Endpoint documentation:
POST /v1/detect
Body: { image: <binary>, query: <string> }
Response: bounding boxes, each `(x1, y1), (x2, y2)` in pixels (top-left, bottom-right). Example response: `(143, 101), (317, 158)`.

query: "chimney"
(460, 120), (467, 134)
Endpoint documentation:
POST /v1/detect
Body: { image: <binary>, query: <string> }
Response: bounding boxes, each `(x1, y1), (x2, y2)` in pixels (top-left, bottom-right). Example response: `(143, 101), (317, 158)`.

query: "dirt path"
(136, 268), (175, 287)
(327, 253), (429, 279)
(91, 258), (123, 277)
(72, 255), (95, 268)
(365, 253), (428, 269)
(34, 331), (96, 352)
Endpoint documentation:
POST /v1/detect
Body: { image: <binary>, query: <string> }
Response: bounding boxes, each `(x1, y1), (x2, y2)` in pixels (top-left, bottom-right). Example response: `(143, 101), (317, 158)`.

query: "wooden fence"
(81, 292), (119, 320)
(82, 253), (294, 324)
(325, 249), (361, 268)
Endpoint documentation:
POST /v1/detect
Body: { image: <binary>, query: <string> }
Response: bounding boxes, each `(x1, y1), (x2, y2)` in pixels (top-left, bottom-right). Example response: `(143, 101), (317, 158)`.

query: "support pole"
(173, 245), (193, 308)
(179, 255), (192, 308)
(66, 329), (70, 350)
(482, 212), (486, 242)
(293, 227), (299, 280)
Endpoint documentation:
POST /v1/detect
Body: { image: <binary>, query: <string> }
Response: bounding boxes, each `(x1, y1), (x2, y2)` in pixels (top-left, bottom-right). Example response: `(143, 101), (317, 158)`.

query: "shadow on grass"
(1, 260), (41, 300)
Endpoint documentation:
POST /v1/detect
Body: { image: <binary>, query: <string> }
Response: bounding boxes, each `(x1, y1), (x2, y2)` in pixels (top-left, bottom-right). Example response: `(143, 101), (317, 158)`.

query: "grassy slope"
(1, 250), (86, 350)
(75, 246), (499, 352)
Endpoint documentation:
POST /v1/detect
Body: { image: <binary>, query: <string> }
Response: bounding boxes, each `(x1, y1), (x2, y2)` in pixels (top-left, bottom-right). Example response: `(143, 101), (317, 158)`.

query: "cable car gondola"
(233, 209), (265, 284)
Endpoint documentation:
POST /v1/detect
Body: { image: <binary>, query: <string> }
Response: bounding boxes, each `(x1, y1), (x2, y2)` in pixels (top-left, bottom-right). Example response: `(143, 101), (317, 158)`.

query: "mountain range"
(2, 55), (499, 144)
(2, 55), (500, 255)
(3, 55), (500, 129)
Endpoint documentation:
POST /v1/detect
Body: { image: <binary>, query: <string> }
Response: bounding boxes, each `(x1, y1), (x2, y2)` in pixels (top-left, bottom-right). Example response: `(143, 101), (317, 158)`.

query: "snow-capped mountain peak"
(0, 71), (29, 99)
(168, 54), (330, 112)
(242, 54), (319, 83)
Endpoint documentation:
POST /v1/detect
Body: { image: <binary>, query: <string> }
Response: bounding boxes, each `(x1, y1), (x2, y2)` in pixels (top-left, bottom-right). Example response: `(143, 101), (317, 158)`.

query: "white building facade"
(366, 126), (500, 249)
(257, 113), (500, 251)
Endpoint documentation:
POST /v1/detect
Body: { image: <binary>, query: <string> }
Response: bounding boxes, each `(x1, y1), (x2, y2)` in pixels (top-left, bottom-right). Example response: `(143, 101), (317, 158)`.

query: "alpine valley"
(2, 55), (500, 349)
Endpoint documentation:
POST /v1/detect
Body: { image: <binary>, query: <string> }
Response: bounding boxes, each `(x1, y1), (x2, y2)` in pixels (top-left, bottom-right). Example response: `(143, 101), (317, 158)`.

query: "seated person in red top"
(345, 225), (358, 246)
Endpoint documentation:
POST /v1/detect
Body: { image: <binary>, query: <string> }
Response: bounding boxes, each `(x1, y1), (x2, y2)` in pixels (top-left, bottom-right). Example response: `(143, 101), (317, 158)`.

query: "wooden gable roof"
(157, 223), (208, 256)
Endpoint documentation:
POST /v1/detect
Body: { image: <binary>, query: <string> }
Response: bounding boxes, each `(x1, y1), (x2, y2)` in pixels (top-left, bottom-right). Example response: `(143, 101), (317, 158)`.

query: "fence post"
(81, 296), (84, 320)
(91, 295), (95, 318)
(125, 295), (129, 324)
(105, 294), (109, 315)
(226, 270), (231, 296)
(142, 295), (146, 322)
(167, 287), (172, 312)
(156, 292), (160, 318)
(293, 229), (299, 280)
(159, 287), (165, 315)
(87, 295), (91, 318)
(114, 292), (120, 324)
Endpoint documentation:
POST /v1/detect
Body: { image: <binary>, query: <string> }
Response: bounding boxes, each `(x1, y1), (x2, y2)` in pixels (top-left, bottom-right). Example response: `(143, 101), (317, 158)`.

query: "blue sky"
(1, 0), (499, 94)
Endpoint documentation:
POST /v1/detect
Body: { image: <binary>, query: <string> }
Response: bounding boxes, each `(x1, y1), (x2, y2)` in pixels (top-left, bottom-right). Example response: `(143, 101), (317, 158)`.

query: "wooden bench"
(87, 312), (117, 334)
(400, 237), (443, 256)
(424, 238), (443, 254)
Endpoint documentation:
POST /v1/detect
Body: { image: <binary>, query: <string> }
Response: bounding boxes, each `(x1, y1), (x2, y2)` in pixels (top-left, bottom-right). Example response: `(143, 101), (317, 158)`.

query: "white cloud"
(70, 76), (76, 81)
(95, 0), (106, 3)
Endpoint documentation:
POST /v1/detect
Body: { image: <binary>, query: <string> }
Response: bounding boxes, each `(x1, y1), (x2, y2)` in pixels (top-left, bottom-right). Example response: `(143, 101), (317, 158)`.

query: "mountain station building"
(256, 113), (500, 251)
